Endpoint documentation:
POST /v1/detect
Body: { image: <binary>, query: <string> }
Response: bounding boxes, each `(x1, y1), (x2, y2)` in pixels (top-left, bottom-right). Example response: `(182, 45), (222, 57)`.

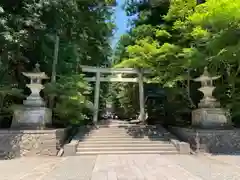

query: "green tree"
(187, 0), (240, 121)
(0, 0), (115, 127)
(114, 0), (240, 125)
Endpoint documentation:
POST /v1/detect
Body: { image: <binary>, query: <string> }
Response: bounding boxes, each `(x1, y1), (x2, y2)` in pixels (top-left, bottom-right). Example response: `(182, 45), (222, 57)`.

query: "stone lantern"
(192, 67), (231, 128)
(12, 63), (52, 129)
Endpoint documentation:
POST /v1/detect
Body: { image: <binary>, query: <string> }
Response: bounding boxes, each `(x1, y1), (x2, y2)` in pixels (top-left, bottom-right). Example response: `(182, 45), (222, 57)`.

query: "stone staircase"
(76, 124), (179, 155)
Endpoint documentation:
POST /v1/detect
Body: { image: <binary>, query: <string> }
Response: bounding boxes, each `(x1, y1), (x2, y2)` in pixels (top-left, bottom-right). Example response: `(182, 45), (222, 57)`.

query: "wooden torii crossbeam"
(81, 65), (152, 123)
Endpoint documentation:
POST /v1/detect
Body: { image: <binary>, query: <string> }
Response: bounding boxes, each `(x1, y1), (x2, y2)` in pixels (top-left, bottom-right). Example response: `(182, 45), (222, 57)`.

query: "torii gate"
(81, 65), (151, 123)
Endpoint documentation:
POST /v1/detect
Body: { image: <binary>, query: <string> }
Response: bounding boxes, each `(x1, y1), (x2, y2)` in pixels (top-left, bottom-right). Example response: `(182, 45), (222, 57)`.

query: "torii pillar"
(93, 72), (101, 123)
(138, 69), (145, 122)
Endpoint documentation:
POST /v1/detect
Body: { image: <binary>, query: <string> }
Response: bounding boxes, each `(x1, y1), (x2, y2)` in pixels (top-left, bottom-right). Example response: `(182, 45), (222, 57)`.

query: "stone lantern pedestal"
(11, 107), (52, 129)
(192, 108), (231, 128)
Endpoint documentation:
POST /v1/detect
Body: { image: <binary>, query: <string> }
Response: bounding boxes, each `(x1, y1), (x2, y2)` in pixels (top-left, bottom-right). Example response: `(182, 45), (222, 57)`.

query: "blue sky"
(111, 0), (128, 48)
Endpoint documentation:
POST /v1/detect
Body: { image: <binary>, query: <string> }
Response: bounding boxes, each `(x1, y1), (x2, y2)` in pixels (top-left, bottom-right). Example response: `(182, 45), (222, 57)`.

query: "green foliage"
(44, 75), (93, 126)
(107, 82), (139, 119)
(0, 0), (114, 126)
(187, 0), (240, 121)
(0, 85), (24, 113)
(165, 0), (196, 21)
(114, 0), (240, 124)
(112, 0), (175, 118)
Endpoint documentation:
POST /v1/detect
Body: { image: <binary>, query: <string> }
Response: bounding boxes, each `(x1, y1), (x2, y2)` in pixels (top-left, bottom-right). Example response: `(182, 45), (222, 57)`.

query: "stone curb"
(159, 126), (191, 154)
(63, 126), (93, 156)
(170, 139), (191, 154)
(63, 139), (78, 156)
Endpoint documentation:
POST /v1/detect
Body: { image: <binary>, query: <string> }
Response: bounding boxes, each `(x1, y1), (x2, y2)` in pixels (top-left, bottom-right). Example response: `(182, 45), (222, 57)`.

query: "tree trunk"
(49, 34), (59, 109)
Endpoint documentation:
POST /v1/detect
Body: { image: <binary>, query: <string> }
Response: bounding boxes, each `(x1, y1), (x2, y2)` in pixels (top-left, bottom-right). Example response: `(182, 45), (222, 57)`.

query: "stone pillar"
(138, 69), (145, 122)
(93, 72), (101, 123)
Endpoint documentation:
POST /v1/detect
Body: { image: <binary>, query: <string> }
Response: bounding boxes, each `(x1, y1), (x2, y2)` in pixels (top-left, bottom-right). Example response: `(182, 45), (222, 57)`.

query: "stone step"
(89, 131), (162, 134)
(87, 133), (129, 136)
(96, 124), (136, 127)
(78, 143), (174, 148)
(91, 128), (128, 130)
(95, 129), (159, 131)
(85, 135), (164, 138)
(86, 131), (164, 135)
(77, 146), (176, 152)
(96, 124), (158, 127)
(89, 130), (163, 133)
(92, 127), (161, 130)
(74, 125), (179, 156)
(92, 127), (128, 129)
(88, 134), (165, 137)
(86, 134), (133, 137)
(89, 131), (131, 134)
(82, 137), (167, 141)
(78, 140), (171, 144)
(76, 150), (178, 155)
(92, 132), (165, 135)
(91, 128), (162, 131)
(90, 129), (128, 131)
(88, 131), (135, 133)
(97, 128), (164, 131)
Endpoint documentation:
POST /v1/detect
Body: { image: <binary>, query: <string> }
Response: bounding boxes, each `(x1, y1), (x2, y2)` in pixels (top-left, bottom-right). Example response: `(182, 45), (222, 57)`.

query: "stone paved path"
(1, 154), (240, 180)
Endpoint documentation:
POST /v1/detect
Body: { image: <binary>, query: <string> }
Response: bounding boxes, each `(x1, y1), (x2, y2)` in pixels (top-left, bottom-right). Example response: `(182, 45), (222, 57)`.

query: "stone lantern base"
(192, 108), (232, 128)
(11, 107), (52, 129)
